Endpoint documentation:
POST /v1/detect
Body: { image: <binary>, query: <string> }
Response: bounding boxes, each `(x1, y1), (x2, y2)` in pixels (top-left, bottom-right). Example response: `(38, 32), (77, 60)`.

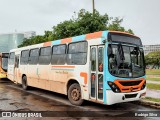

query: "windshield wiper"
(118, 44), (125, 61)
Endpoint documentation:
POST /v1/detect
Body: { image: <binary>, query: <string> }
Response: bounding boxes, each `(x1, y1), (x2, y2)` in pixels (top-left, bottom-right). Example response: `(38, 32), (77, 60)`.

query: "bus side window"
(67, 41), (87, 65)
(51, 45), (66, 65)
(9, 52), (15, 65)
(20, 50), (29, 65)
(28, 48), (39, 65)
(39, 47), (51, 65)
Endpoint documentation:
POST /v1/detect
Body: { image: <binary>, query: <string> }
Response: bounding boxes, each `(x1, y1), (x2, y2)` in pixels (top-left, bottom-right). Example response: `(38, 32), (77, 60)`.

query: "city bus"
(7, 30), (146, 105)
(0, 52), (9, 79)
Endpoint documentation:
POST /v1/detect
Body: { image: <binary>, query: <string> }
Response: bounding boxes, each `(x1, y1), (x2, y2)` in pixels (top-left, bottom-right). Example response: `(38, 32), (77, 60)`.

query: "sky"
(0, 0), (160, 45)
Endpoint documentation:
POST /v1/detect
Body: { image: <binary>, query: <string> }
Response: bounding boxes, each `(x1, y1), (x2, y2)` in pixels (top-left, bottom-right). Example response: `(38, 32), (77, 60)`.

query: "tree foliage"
(145, 51), (160, 67)
(19, 9), (134, 47)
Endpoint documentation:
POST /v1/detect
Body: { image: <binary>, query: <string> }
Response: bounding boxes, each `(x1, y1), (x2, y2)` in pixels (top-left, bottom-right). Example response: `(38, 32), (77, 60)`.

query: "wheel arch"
(67, 79), (84, 105)
(66, 79), (80, 94)
(21, 74), (26, 84)
(66, 79), (84, 98)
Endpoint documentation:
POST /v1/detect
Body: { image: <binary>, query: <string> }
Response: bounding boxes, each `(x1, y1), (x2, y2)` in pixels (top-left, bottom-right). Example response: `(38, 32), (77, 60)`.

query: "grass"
(146, 69), (160, 75)
(143, 97), (160, 103)
(146, 77), (160, 81)
(146, 69), (160, 81)
(147, 83), (160, 90)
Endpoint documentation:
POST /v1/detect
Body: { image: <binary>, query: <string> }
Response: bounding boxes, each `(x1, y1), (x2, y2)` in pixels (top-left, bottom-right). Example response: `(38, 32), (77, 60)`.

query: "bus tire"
(22, 76), (28, 90)
(68, 83), (84, 106)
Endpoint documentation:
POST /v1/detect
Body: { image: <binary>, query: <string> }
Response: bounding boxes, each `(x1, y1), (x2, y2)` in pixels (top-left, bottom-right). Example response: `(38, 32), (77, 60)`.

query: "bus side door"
(14, 55), (20, 83)
(90, 46), (104, 102)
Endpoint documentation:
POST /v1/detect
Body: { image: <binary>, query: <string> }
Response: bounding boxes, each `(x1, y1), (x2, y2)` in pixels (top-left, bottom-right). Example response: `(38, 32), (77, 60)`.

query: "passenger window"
(8, 52), (15, 65)
(67, 41), (87, 65)
(20, 50), (29, 65)
(29, 48), (39, 65)
(39, 47), (51, 65)
(51, 45), (66, 65)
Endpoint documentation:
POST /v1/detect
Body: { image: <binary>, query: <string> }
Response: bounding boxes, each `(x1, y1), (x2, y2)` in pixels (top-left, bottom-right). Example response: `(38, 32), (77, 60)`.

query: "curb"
(133, 100), (160, 109)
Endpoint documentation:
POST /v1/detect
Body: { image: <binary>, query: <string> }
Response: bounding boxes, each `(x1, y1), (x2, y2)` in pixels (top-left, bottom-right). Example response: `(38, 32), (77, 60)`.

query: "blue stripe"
(101, 31), (108, 44)
(50, 31), (109, 45)
(72, 35), (85, 42)
(102, 31), (108, 39)
(103, 42), (112, 104)
(103, 43), (107, 104)
(52, 40), (61, 45)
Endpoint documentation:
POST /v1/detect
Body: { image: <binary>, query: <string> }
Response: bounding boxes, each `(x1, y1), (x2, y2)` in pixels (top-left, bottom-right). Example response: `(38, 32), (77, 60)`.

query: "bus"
(7, 31), (146, 105)
(0, 52), (9, 79)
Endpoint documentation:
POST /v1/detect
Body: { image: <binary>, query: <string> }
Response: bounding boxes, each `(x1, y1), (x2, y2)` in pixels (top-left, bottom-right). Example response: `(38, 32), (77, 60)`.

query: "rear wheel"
(22, 76), (28, 90)
(68, 83), (84, 106)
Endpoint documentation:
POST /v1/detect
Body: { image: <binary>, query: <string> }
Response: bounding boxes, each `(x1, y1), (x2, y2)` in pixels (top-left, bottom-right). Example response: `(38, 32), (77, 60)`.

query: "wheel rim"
(71, 88), (81, 101)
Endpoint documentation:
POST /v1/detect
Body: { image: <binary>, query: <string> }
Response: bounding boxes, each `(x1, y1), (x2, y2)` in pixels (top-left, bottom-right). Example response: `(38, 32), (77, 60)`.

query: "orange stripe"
(80, 72), (88, 84)
(43, 42), (51, 47)
(52, 66), (75, 68)
(109, 31), (139, 38)
(86, 31), (103, 40)
(61, 38), (72, 44)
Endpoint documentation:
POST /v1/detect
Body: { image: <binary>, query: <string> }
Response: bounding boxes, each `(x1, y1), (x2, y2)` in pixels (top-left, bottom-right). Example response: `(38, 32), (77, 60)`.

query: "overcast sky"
(0, 0), (160, 45)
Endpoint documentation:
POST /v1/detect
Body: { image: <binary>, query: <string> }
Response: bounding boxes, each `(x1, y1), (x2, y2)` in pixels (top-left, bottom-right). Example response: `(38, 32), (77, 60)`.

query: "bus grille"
(119, 80), (142, 86)
(114, 78), (145, 93)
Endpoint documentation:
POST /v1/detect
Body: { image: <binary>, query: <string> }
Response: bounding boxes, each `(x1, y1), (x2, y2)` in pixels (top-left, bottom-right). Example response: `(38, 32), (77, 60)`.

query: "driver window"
(108, 45), (118, 70)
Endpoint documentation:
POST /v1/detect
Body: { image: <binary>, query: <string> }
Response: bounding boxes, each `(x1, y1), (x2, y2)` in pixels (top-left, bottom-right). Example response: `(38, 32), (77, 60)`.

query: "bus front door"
(14, 55), (20, 83)
(90, 46), (104, 102)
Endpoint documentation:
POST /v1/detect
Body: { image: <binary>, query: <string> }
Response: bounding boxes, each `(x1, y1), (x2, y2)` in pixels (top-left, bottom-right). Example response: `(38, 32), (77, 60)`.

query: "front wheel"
(68, 83), (84, 106)
(22, 76), (28, 90)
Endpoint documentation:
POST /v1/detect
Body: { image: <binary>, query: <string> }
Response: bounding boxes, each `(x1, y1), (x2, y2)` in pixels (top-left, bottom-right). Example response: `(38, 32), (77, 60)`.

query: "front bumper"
(0, 73), (7, 79)
(106, 87), (146, 105)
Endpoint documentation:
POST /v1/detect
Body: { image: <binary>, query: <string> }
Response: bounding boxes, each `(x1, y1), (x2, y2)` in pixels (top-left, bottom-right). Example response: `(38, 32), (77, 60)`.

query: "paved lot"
(146, 80), (160, 98)
(147, 80), (160, 85)
(0, 79), (159, 120)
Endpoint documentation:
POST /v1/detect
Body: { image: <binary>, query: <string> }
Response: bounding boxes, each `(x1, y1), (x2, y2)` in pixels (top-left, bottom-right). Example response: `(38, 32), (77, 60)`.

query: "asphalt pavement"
(0, 79), (159, 120)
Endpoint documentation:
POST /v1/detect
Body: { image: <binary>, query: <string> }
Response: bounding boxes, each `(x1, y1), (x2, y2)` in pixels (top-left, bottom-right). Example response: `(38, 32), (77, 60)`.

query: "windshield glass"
(2, 58), (8, 72)
(108, 44), (145, 78)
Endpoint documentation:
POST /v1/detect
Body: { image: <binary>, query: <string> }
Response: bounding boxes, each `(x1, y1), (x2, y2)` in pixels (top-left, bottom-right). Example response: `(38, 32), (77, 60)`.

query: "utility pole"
(92, 0), (95, 15)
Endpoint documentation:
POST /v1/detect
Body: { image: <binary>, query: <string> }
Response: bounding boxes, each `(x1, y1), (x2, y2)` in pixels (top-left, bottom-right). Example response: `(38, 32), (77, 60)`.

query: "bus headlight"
(108, 81), (120, 93)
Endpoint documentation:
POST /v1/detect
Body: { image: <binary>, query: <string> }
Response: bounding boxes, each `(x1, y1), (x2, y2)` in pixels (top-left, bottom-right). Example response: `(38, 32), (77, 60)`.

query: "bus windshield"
(2, 58), (8, 72)
(108, 44), (145, 78)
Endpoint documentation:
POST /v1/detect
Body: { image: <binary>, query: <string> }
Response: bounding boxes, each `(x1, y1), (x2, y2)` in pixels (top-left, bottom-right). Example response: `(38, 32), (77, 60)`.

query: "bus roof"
(109, 31), (139, 38)
(10, 30), (139, 52)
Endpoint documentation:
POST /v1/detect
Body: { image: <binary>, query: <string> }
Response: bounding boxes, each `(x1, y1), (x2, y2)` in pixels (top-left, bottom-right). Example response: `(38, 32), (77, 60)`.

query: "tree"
(107, 17), (134, 34)
(18, 9), (134, 47)
(145, 51), (160, 68)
